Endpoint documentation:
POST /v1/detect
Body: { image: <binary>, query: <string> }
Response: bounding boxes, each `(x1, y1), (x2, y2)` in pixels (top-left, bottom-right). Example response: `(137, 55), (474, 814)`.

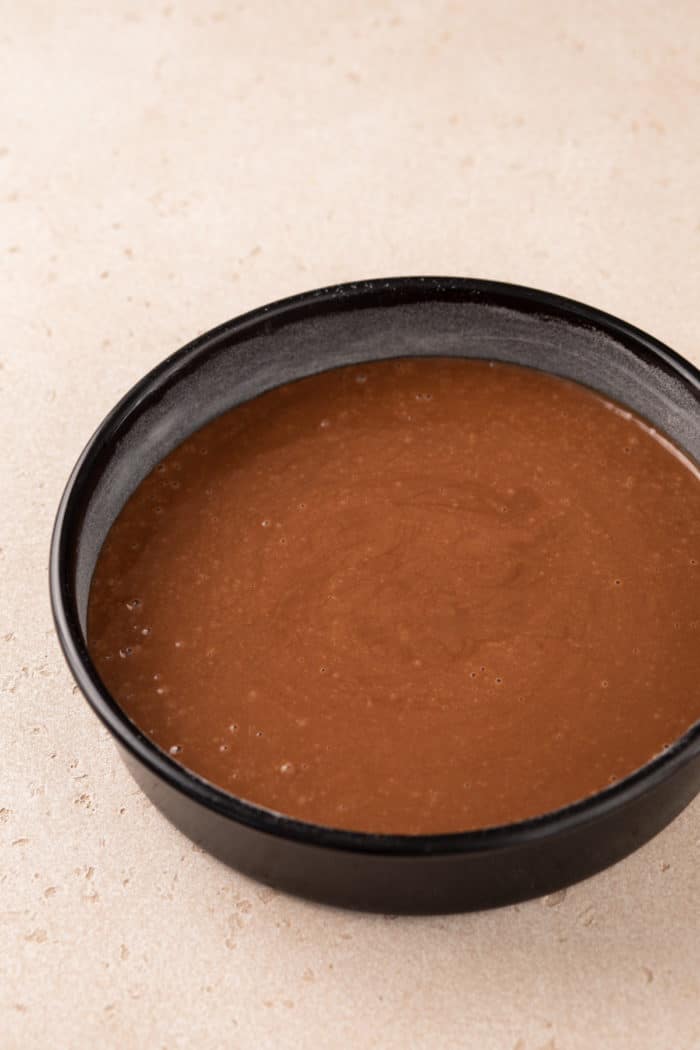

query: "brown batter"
(88, 359), (700, 834)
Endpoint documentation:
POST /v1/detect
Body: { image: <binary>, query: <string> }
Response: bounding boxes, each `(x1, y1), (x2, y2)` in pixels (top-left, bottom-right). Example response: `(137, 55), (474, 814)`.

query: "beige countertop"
(2, 2), (699, 1047)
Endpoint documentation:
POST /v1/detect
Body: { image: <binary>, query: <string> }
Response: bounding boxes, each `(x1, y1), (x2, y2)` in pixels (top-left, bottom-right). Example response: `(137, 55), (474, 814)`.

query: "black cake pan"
(50, 277), (700, 913)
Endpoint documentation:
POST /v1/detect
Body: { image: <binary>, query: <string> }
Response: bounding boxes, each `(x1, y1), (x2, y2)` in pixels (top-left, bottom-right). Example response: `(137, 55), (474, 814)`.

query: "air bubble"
(261, 519), (271, 528)
(118, 647), (133, 658)
(141, 627), (150, 636)
(255, 730), (264, 738)
(169, 745), (182, 755)
(495, 677), (503, 685)
(174, 640), (183, 649)
(469, 671), (477, 679)
(319, 666), (327, 674)
(601, 680), (609, 689)
(319, 418), (331, 429)
(219, 744), (229, 753)
(228, 723), (239, 733)
(125, 598), (141, 611)
(279, 762), (294, 774)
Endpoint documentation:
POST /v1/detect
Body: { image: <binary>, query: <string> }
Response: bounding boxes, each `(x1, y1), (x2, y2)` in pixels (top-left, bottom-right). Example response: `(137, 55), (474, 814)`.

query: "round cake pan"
(50, 277), (700, 913)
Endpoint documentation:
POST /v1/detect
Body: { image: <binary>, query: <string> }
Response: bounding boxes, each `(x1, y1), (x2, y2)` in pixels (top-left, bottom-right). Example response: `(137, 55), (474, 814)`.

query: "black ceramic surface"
(50, 277), (700, 913)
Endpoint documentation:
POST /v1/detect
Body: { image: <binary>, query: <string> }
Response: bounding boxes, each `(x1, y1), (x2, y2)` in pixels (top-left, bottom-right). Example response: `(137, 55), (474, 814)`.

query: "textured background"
(1, 2), (699, 1047)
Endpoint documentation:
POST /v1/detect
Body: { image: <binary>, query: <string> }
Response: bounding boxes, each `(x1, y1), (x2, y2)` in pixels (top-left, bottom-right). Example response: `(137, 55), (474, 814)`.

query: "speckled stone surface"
(1, 2), (699, 1048)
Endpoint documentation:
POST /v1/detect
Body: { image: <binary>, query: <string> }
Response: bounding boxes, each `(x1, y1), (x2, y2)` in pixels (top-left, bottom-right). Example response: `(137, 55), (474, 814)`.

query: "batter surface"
(88, 359), (700, 833)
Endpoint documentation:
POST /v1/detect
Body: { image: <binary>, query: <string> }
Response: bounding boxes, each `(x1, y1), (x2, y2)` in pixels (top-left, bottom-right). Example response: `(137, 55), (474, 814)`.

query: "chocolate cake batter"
(88, 359), (700, 834)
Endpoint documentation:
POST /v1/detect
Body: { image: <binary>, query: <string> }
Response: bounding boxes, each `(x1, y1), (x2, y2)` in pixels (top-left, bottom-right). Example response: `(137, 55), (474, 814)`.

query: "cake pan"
(50, 277), (700, 913)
